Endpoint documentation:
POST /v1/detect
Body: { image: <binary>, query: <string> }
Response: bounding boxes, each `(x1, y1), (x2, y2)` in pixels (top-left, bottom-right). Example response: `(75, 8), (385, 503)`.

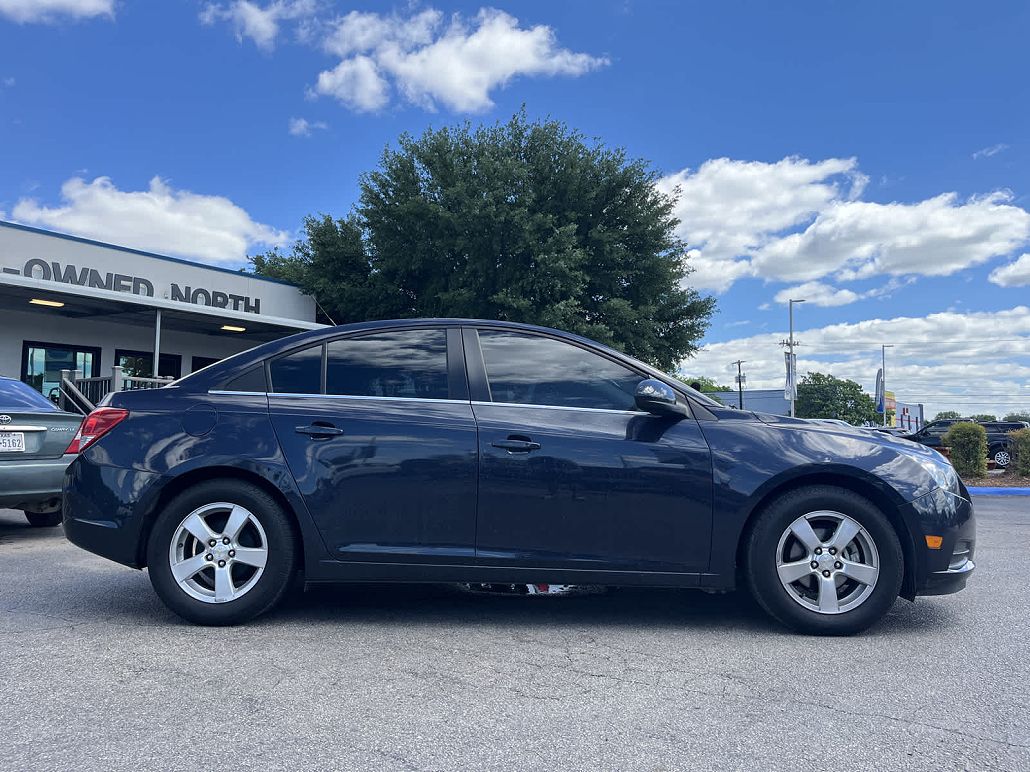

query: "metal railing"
(59, 366), (174, 414)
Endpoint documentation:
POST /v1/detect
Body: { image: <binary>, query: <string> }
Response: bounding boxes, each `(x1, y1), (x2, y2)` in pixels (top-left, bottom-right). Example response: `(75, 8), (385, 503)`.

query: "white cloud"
(973, 143), (1008, 160)
(659, 157), (1030, 293)
(314, 55), (390, 112)
(2, 76), (14, 87)
(773, 281), (859, 308)
(685, 306), (1030, 420)
(0, 0), (112, 23)
(753, 192), (1030, 283)
(203, 5), (606, 112)
(314, 7), (608, 112)
(989, 253), (1030, 287)
(11, 176), (288, 265)
(200, 0), (316, 50)
(287, 116), (327, 136)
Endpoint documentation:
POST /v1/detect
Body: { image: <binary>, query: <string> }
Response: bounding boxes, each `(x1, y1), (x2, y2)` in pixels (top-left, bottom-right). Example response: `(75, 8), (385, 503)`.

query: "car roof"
(179, 318), (668, 391)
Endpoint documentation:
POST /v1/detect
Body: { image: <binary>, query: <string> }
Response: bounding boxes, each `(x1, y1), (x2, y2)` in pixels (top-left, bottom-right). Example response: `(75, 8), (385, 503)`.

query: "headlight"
(914, 454), (959, 491)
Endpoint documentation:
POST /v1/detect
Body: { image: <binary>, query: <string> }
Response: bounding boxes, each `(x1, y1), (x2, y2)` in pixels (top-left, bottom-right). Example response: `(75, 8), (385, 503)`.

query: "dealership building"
(0, 220), (323, 400)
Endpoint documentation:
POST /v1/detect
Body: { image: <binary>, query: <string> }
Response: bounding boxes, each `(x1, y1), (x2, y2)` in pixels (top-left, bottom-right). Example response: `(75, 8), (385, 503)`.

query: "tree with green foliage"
(933, 410), (962, 421)
(970, 413), (997, 422)
(252, 111), (715, 371)
(679, 375), (733, 393)
(795, 372), (878, 425)
(1003, 412), (1030, 423)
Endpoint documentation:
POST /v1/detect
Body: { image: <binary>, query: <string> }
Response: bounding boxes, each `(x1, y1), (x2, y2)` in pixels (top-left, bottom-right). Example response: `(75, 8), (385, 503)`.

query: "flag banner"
(784, 352), (797, 400)
(875, 368), (884, 413)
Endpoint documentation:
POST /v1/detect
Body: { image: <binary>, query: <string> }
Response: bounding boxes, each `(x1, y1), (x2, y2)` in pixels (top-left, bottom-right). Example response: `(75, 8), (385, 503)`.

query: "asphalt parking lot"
(1, 497), (1028, 771)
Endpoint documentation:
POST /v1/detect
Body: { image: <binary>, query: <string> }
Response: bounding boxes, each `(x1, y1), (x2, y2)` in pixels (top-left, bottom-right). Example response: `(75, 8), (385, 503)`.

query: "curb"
(967, 486), (1030, 496)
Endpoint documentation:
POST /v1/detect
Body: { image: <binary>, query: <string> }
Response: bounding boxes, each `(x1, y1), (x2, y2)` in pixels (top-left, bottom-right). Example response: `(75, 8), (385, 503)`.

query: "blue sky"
(1, 0), (1029, 417)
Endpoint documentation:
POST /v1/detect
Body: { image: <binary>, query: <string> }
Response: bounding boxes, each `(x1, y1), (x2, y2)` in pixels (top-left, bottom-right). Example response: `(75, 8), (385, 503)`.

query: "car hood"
(745, 409), (943, 458)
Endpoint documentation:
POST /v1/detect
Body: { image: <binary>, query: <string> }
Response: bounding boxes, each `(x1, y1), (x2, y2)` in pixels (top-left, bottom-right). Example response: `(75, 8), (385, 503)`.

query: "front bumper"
(0, 454), (76, 512)
(901, 485), (976, 597)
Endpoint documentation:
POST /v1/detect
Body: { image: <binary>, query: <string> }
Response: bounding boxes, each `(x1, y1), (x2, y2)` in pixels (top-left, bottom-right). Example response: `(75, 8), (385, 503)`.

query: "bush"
(1009, 428), (1030, 477)
(944, 422), (987, 478)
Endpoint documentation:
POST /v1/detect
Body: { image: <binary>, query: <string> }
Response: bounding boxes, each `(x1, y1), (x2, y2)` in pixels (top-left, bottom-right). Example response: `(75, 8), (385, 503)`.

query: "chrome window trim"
(208, 390), (267, 396)
(263, 391), (472, 406)
(472, 400), (645, 416)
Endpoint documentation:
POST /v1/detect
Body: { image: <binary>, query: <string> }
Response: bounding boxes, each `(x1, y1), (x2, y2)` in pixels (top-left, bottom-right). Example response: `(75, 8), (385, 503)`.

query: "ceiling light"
(221, 325), (246, 333)
(30, 298), (65, 308)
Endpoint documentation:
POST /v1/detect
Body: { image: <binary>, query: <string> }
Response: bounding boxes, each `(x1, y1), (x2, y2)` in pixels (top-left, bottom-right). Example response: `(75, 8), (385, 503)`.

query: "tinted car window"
(0, 379), (58, 412)
(327, 330), (449, 399)
(270, 345), (323, 394)
(478, 330), (641, 411)
(222, 366), (267, 393)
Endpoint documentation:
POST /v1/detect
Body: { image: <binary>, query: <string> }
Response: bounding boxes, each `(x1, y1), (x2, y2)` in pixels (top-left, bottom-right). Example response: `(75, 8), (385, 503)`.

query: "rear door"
(266, 327), (479, 564)
(466, 328), (713, 573)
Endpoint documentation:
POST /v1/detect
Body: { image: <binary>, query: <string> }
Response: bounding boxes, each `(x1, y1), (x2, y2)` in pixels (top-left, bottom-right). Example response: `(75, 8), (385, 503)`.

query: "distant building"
(710, 388), (790, 415)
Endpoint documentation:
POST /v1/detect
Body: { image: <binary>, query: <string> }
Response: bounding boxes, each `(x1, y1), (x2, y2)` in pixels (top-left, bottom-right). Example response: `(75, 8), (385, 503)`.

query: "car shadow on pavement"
(264, 580), (958, 638)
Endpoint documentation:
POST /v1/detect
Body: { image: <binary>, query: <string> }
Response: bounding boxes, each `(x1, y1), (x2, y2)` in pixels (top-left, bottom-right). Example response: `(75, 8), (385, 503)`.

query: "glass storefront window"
(22, 342), (101, 401)
(114, 349), (182, 379)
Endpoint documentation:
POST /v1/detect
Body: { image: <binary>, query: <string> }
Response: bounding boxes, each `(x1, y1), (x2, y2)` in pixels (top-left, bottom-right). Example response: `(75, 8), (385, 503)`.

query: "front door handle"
(295, 424), (344, 438)
(491, 438), (541, 453)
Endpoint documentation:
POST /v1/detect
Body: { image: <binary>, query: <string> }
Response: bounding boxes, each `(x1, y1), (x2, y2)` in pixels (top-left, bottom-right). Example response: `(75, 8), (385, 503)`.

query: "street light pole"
(881, 343), (894, 427)
(788, 299), (806, 417)
(732, 360), (746, 409)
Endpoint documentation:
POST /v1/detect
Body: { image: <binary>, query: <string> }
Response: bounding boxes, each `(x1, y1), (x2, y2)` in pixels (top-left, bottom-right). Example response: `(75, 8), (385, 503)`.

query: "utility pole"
(881, 343), (894, 427)
(781, 298), (806, 417)
(732, 360), (746, 409)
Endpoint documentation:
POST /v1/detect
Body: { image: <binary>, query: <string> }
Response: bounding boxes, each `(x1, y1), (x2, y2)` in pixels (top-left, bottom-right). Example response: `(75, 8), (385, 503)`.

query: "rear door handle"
(295, 424), (344, 438)
(491, 439), (541, 453)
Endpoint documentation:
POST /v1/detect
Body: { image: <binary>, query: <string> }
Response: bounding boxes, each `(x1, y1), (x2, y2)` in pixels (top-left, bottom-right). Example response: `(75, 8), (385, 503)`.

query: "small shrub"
(944, 422), (987, 478)
(1009, 428), (1030, 477)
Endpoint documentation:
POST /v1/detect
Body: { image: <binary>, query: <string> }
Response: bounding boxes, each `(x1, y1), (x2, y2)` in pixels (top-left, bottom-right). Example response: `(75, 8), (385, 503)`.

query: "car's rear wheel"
(146, 480), (297, 625)
(24, 511), (62, 528)
(991, 446), (1011, 468)
(744, 485), (903, 635)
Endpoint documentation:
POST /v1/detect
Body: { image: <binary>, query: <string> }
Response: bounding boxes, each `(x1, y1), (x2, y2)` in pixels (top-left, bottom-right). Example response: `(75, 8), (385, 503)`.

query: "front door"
(467, 328), (713, 573)
(267, 328), (479, 563)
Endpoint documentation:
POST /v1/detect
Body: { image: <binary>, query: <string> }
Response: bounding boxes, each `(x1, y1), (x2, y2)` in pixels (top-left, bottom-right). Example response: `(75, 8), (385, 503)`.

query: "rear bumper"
(0, 454), (76, 512)
(901, 486), (976, 597)
(63, 455), (162, 569)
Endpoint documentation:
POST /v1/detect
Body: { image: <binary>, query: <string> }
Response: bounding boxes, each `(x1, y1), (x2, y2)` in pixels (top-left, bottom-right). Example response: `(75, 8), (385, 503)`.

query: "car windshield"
(0, 379), (59, 412)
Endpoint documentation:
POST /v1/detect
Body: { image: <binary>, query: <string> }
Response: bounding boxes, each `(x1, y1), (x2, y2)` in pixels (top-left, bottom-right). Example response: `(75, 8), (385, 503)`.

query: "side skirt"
(309, 559), (730, 589)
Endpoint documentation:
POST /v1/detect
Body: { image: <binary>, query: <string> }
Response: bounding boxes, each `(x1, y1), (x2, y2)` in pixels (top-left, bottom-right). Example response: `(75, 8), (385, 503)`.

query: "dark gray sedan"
(0, 376), (81, 526)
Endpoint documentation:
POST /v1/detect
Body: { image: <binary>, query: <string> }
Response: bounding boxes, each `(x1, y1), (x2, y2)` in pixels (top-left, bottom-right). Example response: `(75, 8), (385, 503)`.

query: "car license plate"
(0, 432), (26, 452)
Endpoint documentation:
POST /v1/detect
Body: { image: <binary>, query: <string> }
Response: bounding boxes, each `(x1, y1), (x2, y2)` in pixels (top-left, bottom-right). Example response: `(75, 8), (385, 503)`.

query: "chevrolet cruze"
(63, 319), (975, 634)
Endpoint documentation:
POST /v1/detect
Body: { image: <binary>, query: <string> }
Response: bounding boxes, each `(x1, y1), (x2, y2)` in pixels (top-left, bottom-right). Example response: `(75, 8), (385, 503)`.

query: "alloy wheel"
(994, 450), (1011, 467)
(775, 511), (880, 615)
(168, 502), (268, 604)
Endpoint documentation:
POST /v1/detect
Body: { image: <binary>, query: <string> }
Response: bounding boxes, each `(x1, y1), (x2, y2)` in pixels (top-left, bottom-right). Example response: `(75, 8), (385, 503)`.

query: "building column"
(153, 308), (162, 378)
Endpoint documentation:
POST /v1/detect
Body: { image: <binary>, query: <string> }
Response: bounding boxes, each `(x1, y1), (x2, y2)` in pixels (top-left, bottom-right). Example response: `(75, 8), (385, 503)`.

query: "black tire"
(146, 479), (298, 626)
(24, 511), (62, 528)
(743, 485), (903, 636)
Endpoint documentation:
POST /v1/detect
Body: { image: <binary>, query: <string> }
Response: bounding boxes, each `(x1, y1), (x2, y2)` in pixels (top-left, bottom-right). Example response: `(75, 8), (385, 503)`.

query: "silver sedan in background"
(0, 376), (82, 527)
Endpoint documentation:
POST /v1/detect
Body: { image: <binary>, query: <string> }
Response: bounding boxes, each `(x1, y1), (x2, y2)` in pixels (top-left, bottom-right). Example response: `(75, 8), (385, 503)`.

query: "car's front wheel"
(24, 510), (62, 528)
(744, 485), (903, 635)
(146, 480), (298, 625)
(990, 446), (1011, 468)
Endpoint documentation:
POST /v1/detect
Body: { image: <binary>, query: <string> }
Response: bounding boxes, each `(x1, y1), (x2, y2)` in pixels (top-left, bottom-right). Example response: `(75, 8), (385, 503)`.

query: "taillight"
(66, 407), (129, 454)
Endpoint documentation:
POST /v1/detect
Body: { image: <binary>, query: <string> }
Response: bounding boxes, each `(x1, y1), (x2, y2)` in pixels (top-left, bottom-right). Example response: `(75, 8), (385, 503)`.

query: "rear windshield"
(0, 379), (59, 412)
